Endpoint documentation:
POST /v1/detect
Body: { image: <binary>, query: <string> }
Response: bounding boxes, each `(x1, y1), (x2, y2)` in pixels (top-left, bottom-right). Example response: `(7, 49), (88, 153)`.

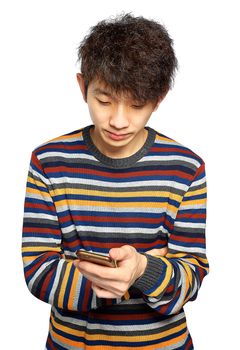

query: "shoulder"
(32, 127), (85, 158)
(151, 127), (205, 170)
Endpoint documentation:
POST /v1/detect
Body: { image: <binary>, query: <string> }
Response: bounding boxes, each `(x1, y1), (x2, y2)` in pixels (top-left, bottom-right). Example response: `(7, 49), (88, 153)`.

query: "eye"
(132, 104), (145, 109)
(96, 98), (110, 105)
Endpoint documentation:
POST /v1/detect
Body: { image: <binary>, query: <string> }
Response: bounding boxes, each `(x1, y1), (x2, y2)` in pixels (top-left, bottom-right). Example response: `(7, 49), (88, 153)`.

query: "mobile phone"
(75, 250), (117, 268)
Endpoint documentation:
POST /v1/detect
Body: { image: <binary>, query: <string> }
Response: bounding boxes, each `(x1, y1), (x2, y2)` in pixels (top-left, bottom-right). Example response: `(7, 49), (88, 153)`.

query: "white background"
(1, 1), (239, 349)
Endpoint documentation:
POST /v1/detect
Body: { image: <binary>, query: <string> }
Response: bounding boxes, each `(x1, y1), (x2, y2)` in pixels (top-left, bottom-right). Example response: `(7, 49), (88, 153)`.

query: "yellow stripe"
(155, 134), (175, 143)
(148, 257), (173, 297)
(50, 313), (186, 342)
(180, 261), (191, 294)
(26, 187), (52, 200)
(166, 253), (208, 266)
(22, 246), (60, 253)
(166, 253), (186, 259)
(55, 199), (171, 209)
(46, 131), (82, 143)
(50, 188), (182, 202)
(184, 257), (207, 268)
(180, 198), (206, 207)
(22, 256), (34, 264)
(186, 187), (206, 197)
(27, 176), (47, 188)
(67, 266), (80, 310)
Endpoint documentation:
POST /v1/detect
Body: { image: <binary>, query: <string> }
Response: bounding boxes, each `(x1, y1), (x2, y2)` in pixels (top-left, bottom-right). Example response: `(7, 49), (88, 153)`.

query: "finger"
(92, 284), (120, 299)
(75, 260), (117, 281)
(109, 245), (135, 261)
(146, 247), (168, 256)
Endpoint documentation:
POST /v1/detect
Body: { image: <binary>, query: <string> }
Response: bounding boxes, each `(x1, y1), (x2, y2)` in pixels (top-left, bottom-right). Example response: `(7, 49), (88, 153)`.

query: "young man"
(22, 13), (209, 349)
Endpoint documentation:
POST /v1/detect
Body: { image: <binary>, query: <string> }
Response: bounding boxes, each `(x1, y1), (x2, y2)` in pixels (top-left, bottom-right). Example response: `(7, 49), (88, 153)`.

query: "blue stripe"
(63, 264), (75, 309)
(27, 181), (48, 193)
(58, 210), (166, 219)
(170, 240), (205, 248)
(25, 197), (53, 206)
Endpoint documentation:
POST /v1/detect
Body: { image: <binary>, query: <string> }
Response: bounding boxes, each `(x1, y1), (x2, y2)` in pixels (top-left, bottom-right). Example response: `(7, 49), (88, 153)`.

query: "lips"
(106, 130), (130, 141)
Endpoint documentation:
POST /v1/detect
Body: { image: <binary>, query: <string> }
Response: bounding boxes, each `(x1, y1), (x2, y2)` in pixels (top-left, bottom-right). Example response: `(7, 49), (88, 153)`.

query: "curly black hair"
(76, 12), (178, 103)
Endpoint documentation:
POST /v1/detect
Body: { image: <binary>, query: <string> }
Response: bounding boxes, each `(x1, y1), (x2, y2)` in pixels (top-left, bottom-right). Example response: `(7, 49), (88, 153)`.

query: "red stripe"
(185, 337), (193, 349)
(25, 252), (57, 279)
(23, 227), (59, 234)
(59, 214), (164, 225)
(92, 311), (156, 321)
(82, 280), (92, 312)
(67, 240), (166, 250)
(38, 143), (86, 152)
(40, 268), (55, 300)
(151, 146), (196, 156)
(46, 334), (57, 350)
(25, 202), (55, 210)
(177, 213), (206, 219)
(159, 288), (181, 314)
(171, 234), (205, 244)
(45, 166), (193, 180)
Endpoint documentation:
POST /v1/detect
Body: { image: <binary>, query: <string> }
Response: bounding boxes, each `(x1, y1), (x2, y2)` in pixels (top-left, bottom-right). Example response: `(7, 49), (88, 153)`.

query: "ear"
(76, 73), (87, 102)
(153, 89), (169, 111)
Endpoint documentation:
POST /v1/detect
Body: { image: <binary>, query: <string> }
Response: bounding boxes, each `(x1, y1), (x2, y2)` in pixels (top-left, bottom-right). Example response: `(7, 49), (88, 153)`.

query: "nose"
(109, 104), (130, 130)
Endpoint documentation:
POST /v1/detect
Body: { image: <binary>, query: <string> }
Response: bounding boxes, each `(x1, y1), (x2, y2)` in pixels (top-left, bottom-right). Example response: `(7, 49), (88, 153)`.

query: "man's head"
(76, 12), (178, 105)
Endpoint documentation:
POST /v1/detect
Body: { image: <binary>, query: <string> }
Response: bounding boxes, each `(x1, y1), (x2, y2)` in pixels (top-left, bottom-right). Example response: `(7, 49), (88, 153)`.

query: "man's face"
(77, 74), (164, 158)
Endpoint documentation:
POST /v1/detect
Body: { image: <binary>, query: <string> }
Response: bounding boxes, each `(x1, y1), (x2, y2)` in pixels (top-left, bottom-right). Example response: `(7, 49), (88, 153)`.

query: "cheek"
(133, 112), (152, 127)
(88, 105), (108, 124)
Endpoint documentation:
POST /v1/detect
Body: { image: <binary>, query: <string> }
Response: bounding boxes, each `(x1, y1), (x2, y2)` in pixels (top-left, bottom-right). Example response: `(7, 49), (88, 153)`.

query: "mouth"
(105, 130), (131, 141)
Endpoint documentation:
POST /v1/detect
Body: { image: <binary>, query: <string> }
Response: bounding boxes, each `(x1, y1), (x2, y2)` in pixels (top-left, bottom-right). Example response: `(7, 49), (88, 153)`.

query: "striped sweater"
(22, 125), (209, 349)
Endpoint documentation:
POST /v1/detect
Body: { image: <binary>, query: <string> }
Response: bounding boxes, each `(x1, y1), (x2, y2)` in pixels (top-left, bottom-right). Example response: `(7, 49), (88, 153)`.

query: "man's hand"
(73, 245), (168, 299)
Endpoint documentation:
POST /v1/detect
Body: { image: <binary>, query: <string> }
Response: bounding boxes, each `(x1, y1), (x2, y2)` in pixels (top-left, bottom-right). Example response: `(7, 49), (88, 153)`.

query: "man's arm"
(75, 162), (209, 315)
(22, 151), (124, 312)
(133, 162), (209, 315)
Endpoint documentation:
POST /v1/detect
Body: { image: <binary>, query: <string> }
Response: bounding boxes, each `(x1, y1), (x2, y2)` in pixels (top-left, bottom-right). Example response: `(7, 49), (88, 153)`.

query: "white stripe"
(41, 136), (82, 145)
(170, 264), (187, 314)
(36, 151), (200, 170)
(73, 273), (84, 310)
(38, 151), (97, 161)
(140, 155), (201, 168)
(48, 259), (65, 304)
(155, 138), (180, 146)
(28, 260), (53, 290)
(174, 221), (206, 229)
(24, 212), (58, 221)
(62, 225), (166, 235)
(178, 203), (206, 210)
(25, 192), (53, 202)
(56, 204), (170, 214)
(168, 243), (206, 254)
(191, 177), (206, 187)
(22, 237), (60, 244)
(35, 131), (83, 150)
(49, 176), (188, 191)
(29, 165), (52, 185)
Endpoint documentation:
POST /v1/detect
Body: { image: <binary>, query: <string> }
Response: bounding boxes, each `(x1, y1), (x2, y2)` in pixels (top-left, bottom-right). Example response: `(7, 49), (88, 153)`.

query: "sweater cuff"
(133, 253), (166, 294)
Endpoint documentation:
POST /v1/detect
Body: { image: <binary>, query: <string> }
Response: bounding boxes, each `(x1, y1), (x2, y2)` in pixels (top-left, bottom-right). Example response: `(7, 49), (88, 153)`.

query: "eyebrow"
(92, 87), (140, 103)
(92, 88), (112, 97)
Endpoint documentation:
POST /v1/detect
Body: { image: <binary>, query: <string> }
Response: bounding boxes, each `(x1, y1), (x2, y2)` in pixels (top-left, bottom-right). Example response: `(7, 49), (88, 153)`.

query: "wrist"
(136, 252), (147, 281)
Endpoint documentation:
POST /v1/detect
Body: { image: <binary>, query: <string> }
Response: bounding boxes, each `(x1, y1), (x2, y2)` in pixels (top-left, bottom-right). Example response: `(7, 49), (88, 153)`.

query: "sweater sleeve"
(133, 161), (209, 315)
(22, 151), (123, 312)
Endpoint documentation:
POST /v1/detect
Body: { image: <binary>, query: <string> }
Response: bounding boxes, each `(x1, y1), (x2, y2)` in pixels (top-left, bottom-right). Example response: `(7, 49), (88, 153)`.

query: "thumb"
(109, 245), (134, 261)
